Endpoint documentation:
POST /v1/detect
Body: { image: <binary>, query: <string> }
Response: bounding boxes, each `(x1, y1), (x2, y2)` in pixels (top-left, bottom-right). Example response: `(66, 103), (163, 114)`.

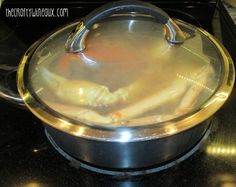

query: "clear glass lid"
(28, 14), (222, 127)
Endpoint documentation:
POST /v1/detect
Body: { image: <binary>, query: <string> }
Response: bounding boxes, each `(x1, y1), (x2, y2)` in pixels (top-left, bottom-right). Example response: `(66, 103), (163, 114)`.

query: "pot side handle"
(65, 0), (186, 53)
(0, 65), (25, 108)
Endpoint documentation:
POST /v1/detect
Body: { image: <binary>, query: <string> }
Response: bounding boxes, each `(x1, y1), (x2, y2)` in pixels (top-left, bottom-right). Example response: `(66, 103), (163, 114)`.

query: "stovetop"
(1, 1), (236, 186)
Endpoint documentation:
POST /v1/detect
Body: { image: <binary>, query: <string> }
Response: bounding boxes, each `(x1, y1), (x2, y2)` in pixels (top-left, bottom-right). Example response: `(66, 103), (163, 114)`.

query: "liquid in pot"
(29, 19), (220, 126)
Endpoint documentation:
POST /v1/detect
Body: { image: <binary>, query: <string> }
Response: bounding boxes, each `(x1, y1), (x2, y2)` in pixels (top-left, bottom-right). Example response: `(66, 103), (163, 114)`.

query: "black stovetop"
(1, 1), (236, 186)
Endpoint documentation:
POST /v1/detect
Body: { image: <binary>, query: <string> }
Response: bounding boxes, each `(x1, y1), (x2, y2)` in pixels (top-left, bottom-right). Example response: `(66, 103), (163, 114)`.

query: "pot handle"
(65, 0), (186, 53)
(0, 65), (25, 108)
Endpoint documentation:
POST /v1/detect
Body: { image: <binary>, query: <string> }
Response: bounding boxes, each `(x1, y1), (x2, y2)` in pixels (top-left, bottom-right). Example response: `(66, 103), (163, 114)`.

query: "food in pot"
(41, 67), (129, 107)
(35, 59), (214, 126)
(110, 64), (214, 123)
(29, 17), (220, 127)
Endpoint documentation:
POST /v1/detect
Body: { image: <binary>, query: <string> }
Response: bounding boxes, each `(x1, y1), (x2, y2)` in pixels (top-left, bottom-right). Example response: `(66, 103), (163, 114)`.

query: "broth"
(30, 19), (219, 126)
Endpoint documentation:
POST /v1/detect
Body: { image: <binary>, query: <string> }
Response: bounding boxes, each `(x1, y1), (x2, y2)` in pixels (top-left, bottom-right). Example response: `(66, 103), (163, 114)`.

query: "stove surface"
(1, 1), (236, 186)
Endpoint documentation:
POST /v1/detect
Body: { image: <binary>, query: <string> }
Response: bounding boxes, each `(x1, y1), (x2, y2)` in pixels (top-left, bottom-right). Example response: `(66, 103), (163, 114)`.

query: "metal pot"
(0, 0), (234, 173)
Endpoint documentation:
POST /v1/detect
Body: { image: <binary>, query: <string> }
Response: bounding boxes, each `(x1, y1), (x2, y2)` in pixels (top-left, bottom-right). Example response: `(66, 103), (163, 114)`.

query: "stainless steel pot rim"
(17, 19), (235, 142)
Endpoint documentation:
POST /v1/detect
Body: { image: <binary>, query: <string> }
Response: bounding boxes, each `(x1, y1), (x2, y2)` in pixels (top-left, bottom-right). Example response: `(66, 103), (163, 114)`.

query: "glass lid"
(26, 2), (224, 128)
